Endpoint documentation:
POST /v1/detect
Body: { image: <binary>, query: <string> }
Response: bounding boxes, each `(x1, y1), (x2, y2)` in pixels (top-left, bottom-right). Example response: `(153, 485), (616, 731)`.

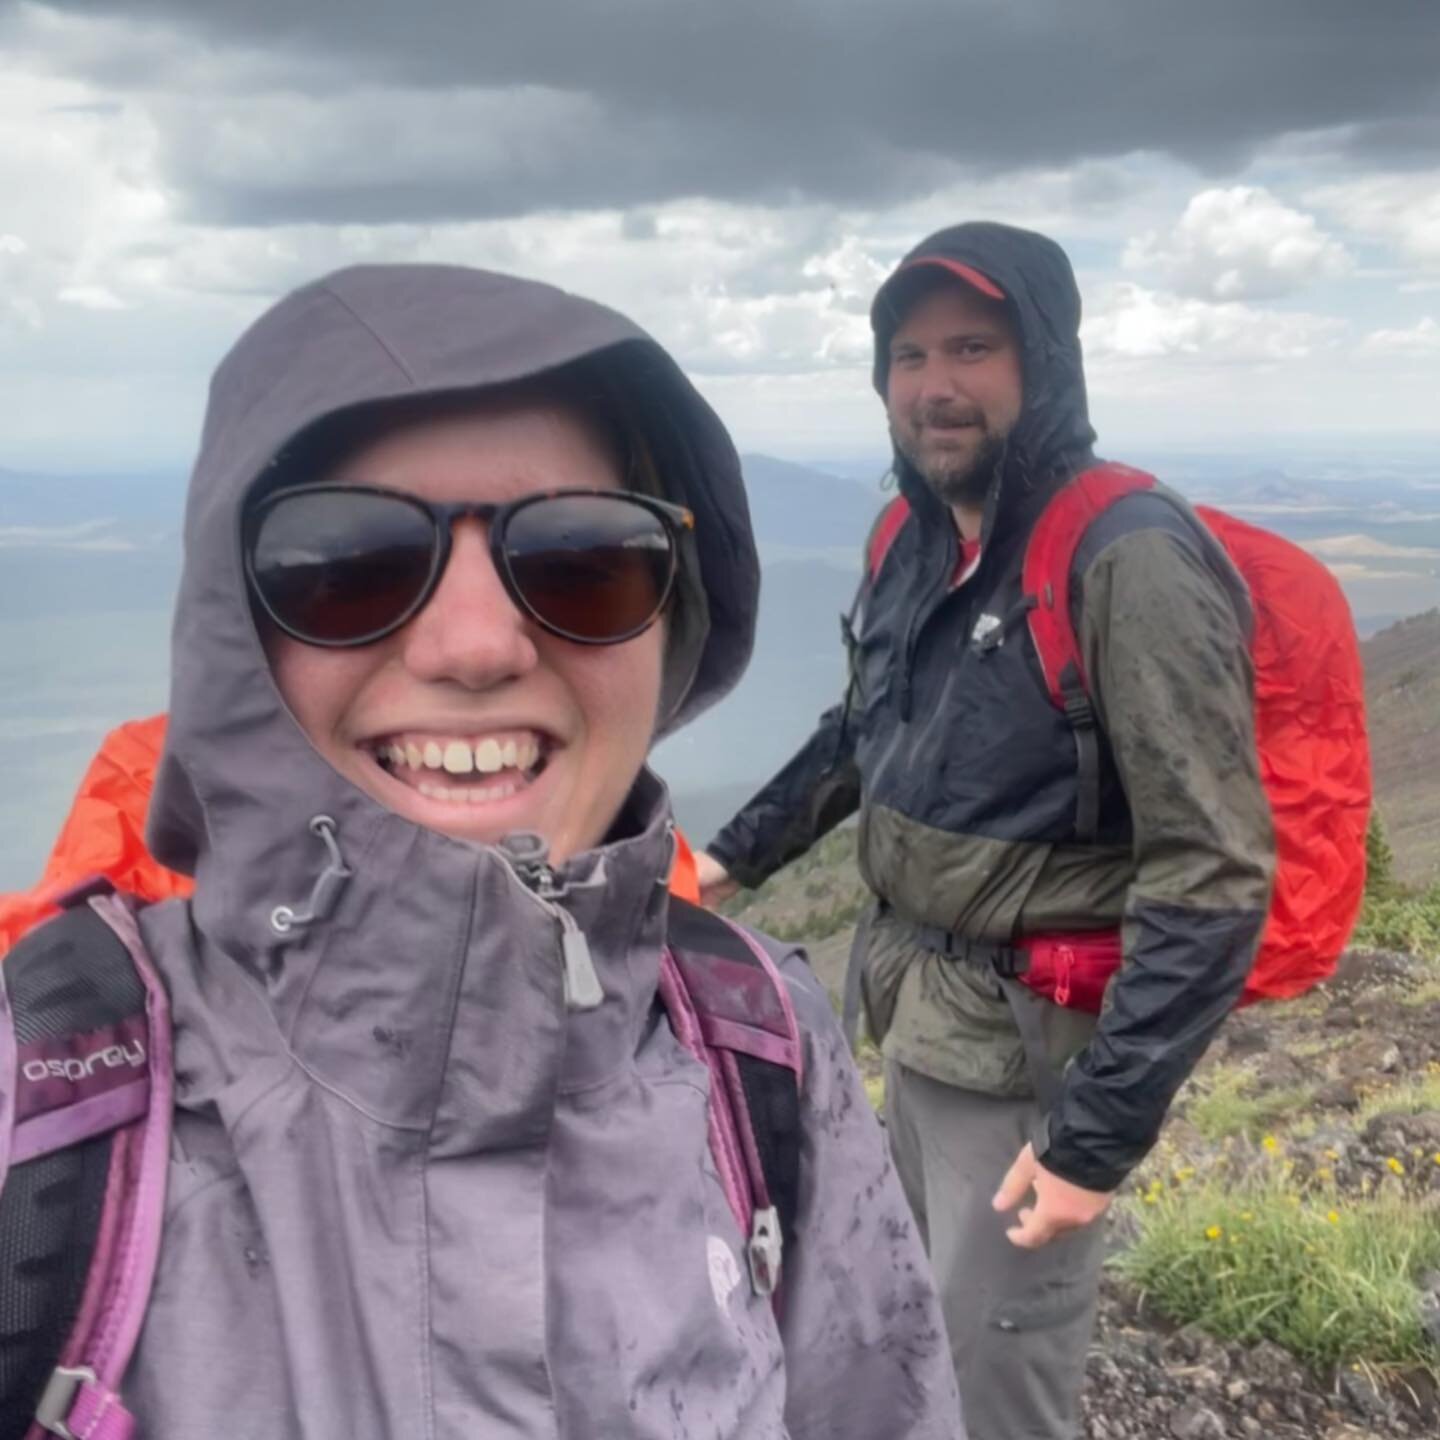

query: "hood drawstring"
(269, 815), (354, 938)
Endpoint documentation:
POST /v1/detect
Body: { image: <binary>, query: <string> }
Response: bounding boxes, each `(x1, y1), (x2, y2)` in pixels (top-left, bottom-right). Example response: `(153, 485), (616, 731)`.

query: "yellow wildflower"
(1205, 1225), (1223, 1241)
(1324, 1148), (1340, 1160)
(1261, 1135), (1279, 1153)
(1327, 1210), (1341, 1224)
(1316, 1167), (1333, 1183)
(1387, 1157), (1405, 1176)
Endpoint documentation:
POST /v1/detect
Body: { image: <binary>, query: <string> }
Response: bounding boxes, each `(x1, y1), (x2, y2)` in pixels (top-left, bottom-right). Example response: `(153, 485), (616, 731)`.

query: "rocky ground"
(1081, 1275), (1438, 1439)
(1077, 946), (1440, 1439)
(844, 944), (1440, 1437)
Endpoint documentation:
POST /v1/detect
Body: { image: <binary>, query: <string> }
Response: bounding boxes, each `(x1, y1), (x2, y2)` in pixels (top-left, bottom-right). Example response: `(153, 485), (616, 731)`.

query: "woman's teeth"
(416, 777), (524, 805)
(374, 732), (545, 804)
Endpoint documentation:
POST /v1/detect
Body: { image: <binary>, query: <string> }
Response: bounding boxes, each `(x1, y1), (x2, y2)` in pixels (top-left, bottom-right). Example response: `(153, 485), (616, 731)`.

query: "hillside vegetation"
(1365, 607), (1440, 889)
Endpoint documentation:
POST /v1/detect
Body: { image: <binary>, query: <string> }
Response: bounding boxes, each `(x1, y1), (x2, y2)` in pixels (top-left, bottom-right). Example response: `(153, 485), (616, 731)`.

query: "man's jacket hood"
(870, 221), (1098, 533)
(148, 264), (758, 888)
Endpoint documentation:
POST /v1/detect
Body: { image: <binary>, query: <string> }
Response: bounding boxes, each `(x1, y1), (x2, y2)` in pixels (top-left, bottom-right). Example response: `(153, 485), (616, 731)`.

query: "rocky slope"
(1364, 608), (1440, 890)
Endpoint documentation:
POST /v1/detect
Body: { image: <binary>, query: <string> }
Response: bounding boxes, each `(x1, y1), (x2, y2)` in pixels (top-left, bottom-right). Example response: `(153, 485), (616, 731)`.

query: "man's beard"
(895, 424), (1006, 509)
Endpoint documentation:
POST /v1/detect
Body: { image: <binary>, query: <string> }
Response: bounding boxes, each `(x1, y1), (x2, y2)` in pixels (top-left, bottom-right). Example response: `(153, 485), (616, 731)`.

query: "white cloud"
(1323, 561), (1434, 582)
(1082, 282), (1343, 363)
(0, 520), (137, 551)
(1123, 186), (1351, 301)
(1305, 534), (1440, 560)
(1307, 172), (1440, 270)
(1360, 316), (1440, 357)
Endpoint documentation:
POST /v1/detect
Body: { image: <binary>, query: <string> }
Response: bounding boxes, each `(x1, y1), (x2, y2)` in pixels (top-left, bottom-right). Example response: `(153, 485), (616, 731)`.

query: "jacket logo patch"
(707, 1235), (742, 1310)
(971, 613), (1004, 650)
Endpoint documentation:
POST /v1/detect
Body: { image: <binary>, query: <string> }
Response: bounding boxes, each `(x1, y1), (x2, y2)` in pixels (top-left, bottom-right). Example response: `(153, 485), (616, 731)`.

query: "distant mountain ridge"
(3, 453), (1439, 889)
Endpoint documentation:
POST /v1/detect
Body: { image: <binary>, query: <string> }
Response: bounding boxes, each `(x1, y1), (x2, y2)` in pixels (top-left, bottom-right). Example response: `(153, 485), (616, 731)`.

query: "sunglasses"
(244, 484), (694, 648)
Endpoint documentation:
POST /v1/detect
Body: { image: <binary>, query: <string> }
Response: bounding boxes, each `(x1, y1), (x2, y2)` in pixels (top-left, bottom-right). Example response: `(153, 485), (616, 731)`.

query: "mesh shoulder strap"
(660, 899), (802, 1299)
(0, 891), (171, 1440)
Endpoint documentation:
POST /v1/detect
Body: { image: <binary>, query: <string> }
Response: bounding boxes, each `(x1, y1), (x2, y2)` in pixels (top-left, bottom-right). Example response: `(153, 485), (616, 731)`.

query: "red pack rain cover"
(1194, 503), (1371, 1000)
(1022, 465), (1371, 1004)
(0, 715), (193, 957)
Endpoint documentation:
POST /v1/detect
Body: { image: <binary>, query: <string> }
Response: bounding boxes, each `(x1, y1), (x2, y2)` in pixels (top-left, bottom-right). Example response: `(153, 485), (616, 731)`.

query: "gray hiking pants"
(885, 1060), (1106, 1440)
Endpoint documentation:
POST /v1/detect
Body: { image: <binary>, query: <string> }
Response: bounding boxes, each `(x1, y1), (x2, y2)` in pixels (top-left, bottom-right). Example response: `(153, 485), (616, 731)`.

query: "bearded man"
(696, 222), (1274, 1440)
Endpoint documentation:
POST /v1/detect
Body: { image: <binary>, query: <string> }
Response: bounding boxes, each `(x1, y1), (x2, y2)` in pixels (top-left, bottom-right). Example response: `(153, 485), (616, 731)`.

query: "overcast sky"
(3, 0), (1439, 475)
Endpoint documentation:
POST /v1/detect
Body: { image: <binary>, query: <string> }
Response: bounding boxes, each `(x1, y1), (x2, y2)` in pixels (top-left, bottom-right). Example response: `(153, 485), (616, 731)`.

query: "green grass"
(1119, 1157), (1440, 1375)
(1352, 889), (1440, 961)
(1397, 977), (1440, 1008)
(1184, 1066), (1316, 1144)
(1356, 1068), (1440, 1126)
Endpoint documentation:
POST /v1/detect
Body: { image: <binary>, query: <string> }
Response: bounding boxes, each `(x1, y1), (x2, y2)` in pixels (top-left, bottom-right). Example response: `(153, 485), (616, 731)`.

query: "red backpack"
(867, 462), (1372, 1010)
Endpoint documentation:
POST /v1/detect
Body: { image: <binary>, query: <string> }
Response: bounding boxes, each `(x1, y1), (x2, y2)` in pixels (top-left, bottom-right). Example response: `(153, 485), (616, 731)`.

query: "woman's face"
(265, 397), (666, 865)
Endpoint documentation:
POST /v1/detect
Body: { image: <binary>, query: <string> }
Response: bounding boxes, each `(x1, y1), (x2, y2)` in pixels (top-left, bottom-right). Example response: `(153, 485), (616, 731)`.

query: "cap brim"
(892, 256), (1005, 301)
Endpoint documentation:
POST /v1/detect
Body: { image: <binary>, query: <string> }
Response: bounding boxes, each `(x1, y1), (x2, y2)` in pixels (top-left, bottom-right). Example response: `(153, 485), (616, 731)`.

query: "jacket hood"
(870, 221), (1098, 535)
(148, 264), (758, 885)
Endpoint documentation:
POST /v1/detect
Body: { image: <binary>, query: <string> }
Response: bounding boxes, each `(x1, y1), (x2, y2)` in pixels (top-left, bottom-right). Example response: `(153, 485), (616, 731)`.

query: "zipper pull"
(557, 904), (604, 1011)
(1054, 944), (1074, 1008)
(499, 833), (605, 1013)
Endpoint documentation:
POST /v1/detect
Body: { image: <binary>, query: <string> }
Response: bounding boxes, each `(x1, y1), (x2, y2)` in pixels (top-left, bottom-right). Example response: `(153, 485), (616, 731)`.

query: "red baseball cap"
(890, 255), (1005, 302)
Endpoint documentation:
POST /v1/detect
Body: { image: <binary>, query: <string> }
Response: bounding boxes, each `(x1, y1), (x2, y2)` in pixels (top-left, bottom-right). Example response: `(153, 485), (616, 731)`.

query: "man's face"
(885, 280), (1023, 510)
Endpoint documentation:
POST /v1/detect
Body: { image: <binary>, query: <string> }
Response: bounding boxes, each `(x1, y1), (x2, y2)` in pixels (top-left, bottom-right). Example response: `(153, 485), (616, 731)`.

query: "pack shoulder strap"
(866, 495), (912, 582)
(660, 899), (803, 1300)
(0, 887), (172, 1440)
(1022, 462), (1159, 704)
(1022, 463), (1159, 843)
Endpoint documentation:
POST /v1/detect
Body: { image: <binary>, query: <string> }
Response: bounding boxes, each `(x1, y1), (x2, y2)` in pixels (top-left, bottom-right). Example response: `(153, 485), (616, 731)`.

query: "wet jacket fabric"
(17, 267), (961, 1436)
(709, 224), (1275, 1194)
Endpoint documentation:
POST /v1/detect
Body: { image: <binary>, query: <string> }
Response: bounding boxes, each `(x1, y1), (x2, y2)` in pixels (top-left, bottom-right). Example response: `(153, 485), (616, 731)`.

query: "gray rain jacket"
(115, 267), (962, 1437)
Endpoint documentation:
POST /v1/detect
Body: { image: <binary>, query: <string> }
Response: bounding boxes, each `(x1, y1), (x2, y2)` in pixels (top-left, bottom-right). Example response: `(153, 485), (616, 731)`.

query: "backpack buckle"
(35, 1365), (96, 1438)
(747, 1205), (783, 1297)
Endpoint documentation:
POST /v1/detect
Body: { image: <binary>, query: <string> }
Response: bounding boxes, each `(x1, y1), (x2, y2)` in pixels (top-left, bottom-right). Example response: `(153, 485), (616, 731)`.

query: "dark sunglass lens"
(248, 490), (437, 643)
(504, 495), (675, 642)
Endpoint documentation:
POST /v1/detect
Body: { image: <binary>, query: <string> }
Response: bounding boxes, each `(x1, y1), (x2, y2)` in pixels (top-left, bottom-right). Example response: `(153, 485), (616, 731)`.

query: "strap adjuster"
(1062, 690), (1095, 728)
(747, 1205), (783, 1297)
(35, 1365), (96, 1439)
(990, 944), (1025, 979)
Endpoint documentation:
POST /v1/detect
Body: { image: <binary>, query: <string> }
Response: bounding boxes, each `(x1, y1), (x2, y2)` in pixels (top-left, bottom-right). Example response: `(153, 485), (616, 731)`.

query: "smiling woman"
(252, 392), (683, 863)
(0, 263), (963, 1440)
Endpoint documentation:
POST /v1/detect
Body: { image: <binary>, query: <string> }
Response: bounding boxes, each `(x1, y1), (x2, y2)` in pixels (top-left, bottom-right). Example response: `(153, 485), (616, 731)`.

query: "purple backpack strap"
(659, 899), (803, 1301)
(1, 890), (172, 1440)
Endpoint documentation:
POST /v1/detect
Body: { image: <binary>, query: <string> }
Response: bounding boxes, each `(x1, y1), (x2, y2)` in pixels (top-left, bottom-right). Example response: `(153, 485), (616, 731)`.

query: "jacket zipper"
(897, 525), (957, 723)
(500, 836), (605, 1011)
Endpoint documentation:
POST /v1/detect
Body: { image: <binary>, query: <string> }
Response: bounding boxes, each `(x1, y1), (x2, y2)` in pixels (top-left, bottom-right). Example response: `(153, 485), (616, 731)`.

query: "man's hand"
(992, 1143), (1112, 1249)
(694, 851), (741, 908)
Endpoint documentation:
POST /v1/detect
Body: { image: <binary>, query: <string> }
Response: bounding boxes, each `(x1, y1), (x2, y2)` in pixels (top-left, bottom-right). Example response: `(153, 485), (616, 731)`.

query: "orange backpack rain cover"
(1195, 505), (1372, 1001)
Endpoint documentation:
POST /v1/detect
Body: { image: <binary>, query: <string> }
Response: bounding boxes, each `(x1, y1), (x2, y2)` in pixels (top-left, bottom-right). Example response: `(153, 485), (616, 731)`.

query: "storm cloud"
(7, 0), (1439, 225)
